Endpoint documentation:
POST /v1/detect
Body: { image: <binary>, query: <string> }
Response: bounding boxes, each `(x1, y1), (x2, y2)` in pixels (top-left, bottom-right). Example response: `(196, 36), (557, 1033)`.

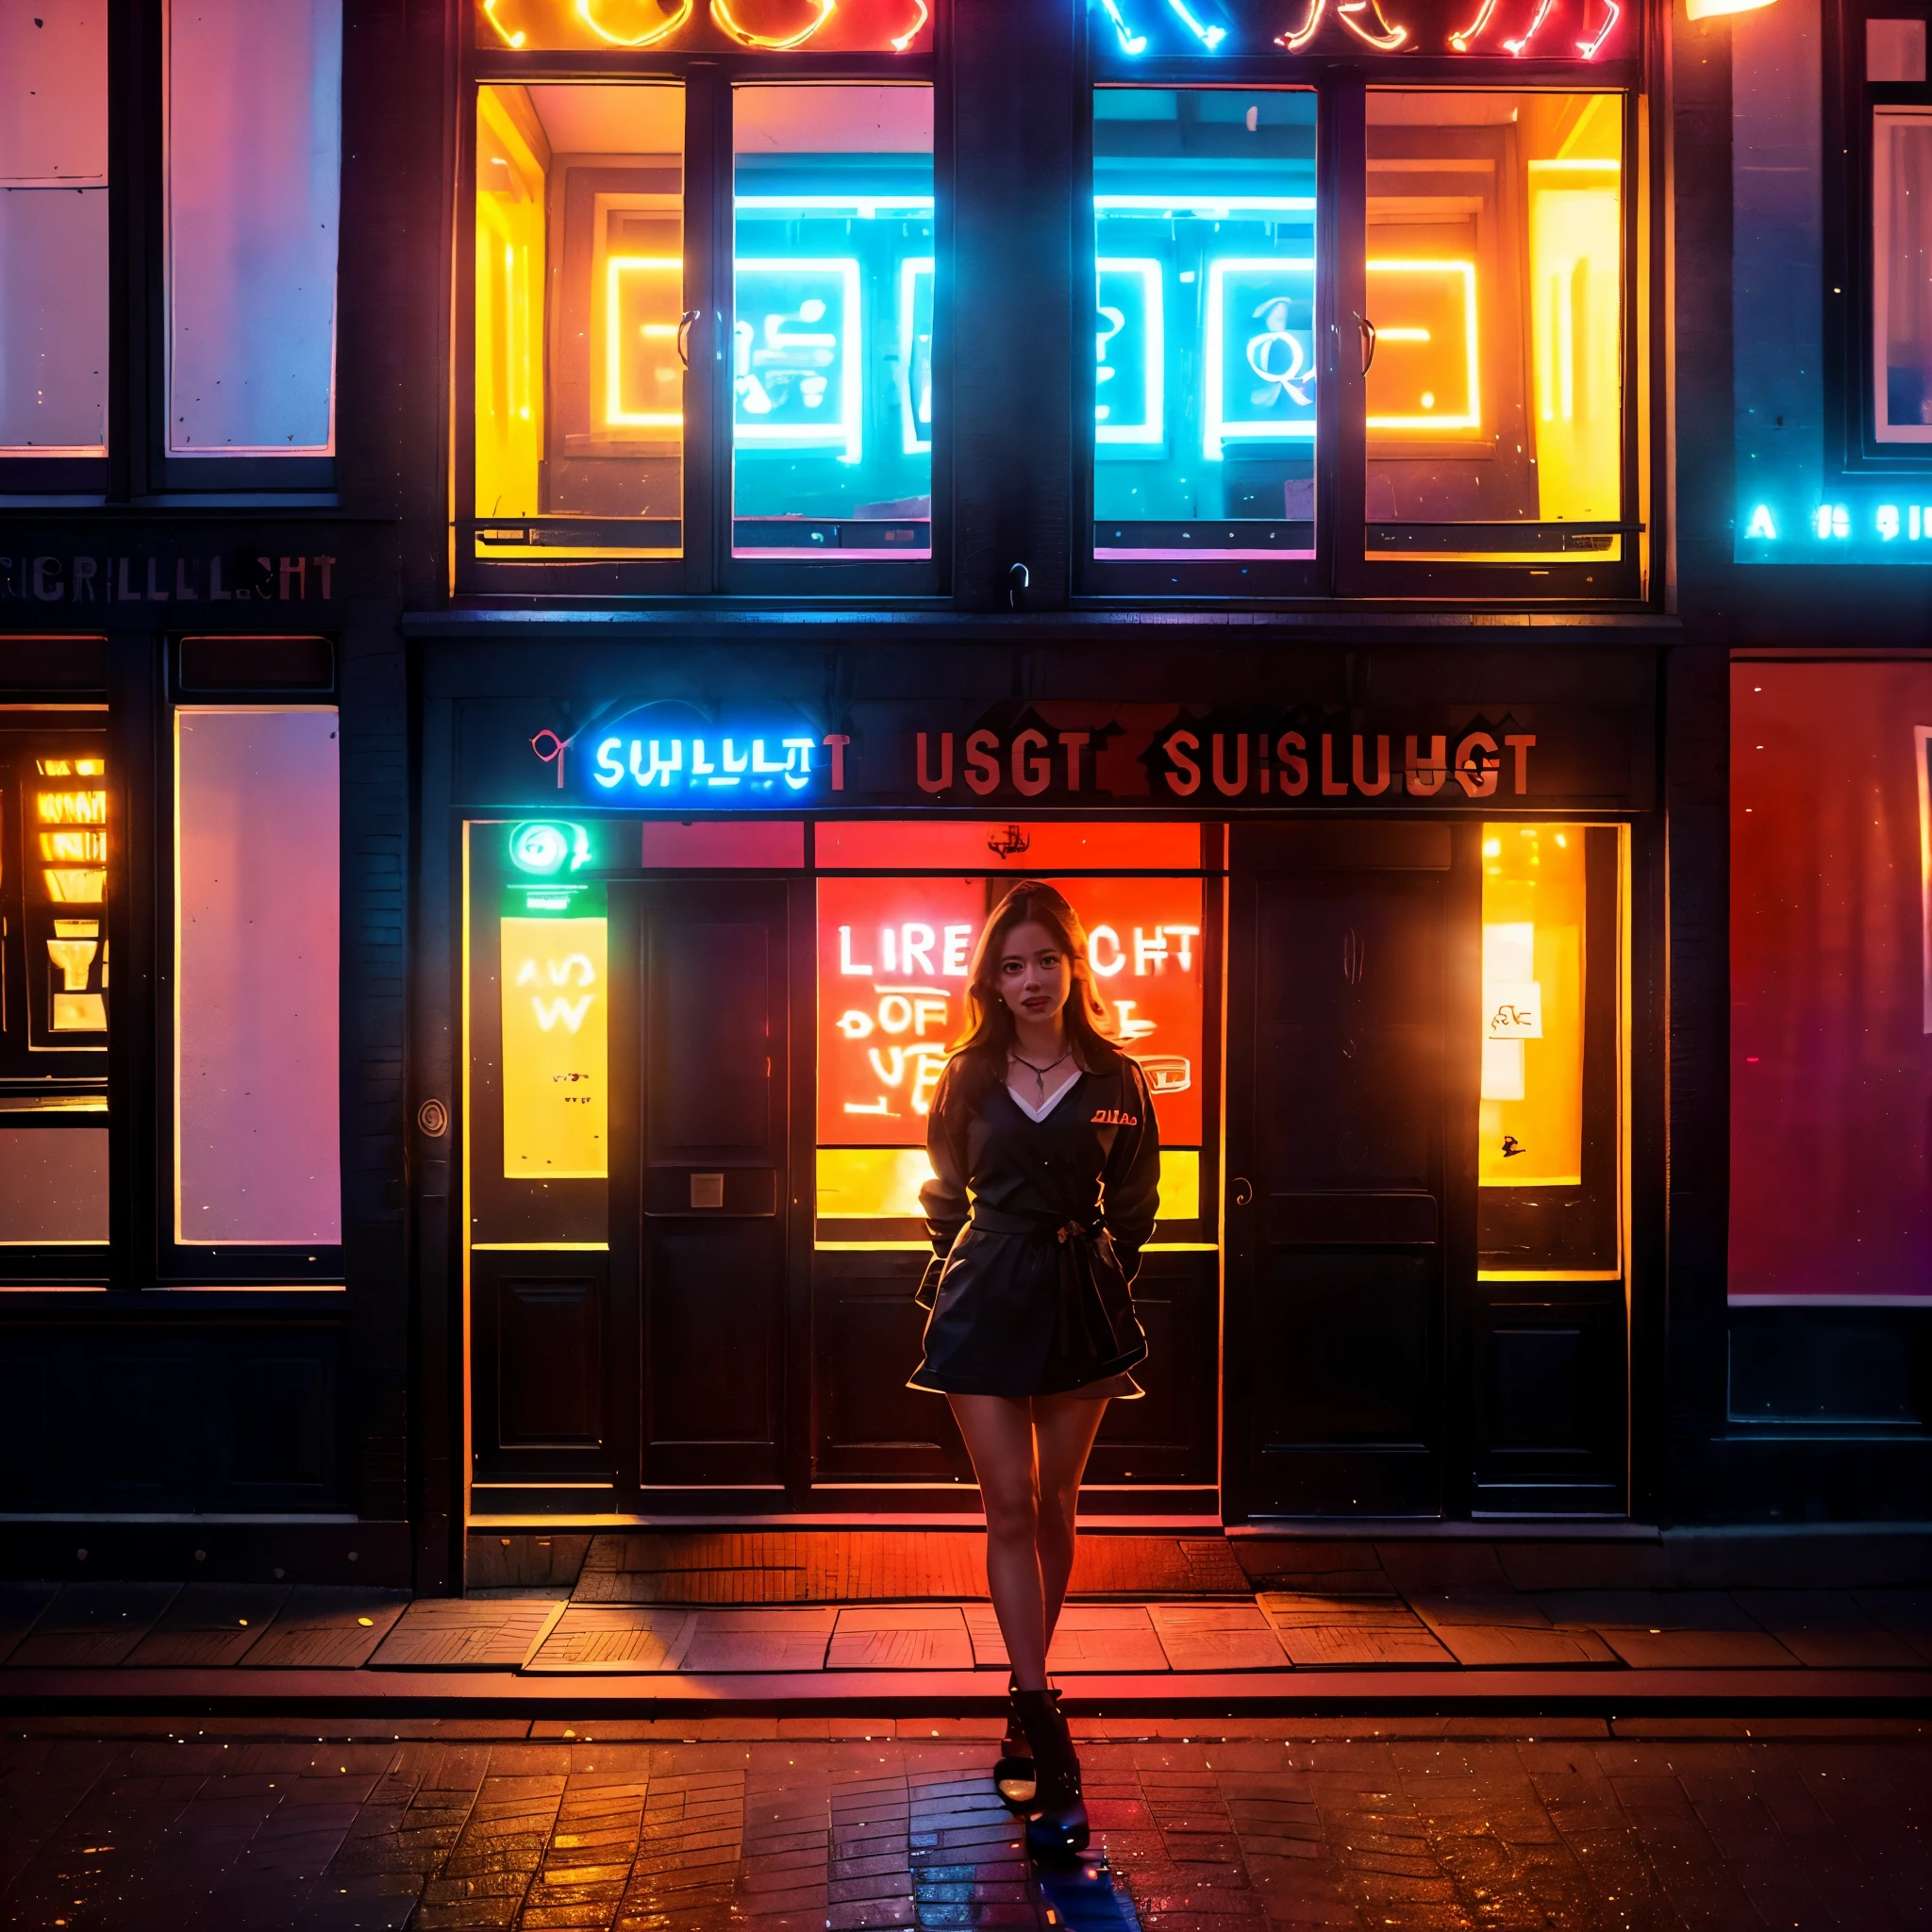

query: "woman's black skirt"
(908, 1208), (1149, 1398)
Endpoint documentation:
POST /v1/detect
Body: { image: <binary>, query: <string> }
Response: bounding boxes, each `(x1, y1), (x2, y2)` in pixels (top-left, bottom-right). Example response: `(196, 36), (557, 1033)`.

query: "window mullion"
(684, 64), (727, 594)
(1324, 72), (1368, 598)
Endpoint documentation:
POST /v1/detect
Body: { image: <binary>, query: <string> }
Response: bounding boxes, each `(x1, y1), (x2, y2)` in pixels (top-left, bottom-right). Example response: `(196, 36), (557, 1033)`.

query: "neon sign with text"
(477, 0), (931, 54)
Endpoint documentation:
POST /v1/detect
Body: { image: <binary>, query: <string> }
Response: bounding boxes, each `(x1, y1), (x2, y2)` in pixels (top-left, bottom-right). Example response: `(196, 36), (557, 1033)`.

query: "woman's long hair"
(947, 881), (1119, 1089)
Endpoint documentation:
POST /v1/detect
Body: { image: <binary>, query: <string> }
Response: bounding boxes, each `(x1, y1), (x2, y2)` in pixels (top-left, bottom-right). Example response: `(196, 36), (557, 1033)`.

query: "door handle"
(1357, 314), (1376, 375)
(1231, 1175), (1255, 1208)
(676, 308), (700, 370)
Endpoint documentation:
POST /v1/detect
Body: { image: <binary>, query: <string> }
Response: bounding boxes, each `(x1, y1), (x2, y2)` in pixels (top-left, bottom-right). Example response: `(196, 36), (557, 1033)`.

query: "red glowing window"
(814, 820), (1202, 871)
(815, 873), (1206, 1153)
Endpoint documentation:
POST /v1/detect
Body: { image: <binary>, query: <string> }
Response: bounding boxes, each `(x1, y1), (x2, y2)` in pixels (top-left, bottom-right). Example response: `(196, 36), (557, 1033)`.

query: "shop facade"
(0, 0), (1926, 1592)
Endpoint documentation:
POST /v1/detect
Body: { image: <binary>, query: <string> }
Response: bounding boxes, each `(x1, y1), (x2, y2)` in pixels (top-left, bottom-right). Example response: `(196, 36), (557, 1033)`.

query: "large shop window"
(1091, 88), (1318, 563)
(0, 0), (108, 465)
(174, 708), (341, 1247)
(813, 829), (1208, 1239)
(1732, 660), (1932, 1303)
(0, 719), (109, 1253)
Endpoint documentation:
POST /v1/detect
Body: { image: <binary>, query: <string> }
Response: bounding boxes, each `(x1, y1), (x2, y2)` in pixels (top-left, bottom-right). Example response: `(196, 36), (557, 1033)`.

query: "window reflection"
(474, 82), (685, 558)
(731, 85), (935, 558)
(1091, 88), (1318, 562)
(1366, 91), (1624, 563)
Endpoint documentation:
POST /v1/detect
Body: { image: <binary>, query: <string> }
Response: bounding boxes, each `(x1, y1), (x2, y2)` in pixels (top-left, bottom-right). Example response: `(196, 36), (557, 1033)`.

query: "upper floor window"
(1082, 0), (1641, 600)
(0, 0), (342, 495)
(460, 0), (938, 593)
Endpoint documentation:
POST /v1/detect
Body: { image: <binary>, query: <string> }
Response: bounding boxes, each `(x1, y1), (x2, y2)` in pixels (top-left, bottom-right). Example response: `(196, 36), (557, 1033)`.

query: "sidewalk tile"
(125, 1585), (293, 1668)
(685, 1609), (839, 1673)
(1148, 1604), (1291, 1673)
(1256, 1594), (1456, 1669)
(1406, 1594), (1619, 1668)
(6, 1582), (181, 1667)
(827, 1607), (973, 1672)
(0, 1581), (58, 1665)
(525, 1607), (697, 1674)
(1535, 1591), (1802, 1669)
(371, 1599), (568, 1671)
(240, 1588), (410, 1670)
(1732, 1591), (1924, 1668)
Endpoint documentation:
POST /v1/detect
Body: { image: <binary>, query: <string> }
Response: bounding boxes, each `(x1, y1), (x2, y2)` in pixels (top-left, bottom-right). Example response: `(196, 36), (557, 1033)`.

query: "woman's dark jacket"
(907, 1046), (1160, 1397)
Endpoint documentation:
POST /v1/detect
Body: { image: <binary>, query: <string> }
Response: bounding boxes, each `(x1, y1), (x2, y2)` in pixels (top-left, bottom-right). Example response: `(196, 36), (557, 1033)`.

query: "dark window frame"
(1825, 0), (1932, 474)
(1075, 46), (1649, 606)
(456, 30), (949, 600)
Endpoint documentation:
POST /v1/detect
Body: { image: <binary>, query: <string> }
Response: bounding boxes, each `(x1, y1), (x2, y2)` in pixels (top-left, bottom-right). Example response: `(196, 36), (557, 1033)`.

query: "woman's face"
(994, 919), (1074, 1025)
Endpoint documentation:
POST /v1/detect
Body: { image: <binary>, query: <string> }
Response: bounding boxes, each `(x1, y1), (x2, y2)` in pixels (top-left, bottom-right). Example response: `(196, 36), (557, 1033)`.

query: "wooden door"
(1225, 822), (1479, 1519)
(632, 879), (792, 1491)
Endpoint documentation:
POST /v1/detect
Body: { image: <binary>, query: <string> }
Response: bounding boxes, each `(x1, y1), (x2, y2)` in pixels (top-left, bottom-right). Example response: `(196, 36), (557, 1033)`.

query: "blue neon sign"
(733, 258), (862, 460)
(1205, 256), (1317, 459)
(1096, 258), (1164, 446)
(590, 731), (823, 797)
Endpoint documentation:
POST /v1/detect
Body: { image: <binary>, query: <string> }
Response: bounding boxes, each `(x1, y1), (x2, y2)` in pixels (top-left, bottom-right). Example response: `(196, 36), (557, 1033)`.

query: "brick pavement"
(2, 1713), (1927, 1930)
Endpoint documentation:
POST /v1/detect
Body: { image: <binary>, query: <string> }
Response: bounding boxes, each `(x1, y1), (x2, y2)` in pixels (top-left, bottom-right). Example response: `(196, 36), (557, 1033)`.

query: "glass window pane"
(1732, 664), (1932, 1300)
(1091, 87), (1317, 563)
(175, 708), (341, 1245)
(1874, 108), (1932, 441)
(474, 83), (684, 559)
(0, 0), (108, 456)
(166, 0), (341, 456)
(1366, 91), (1624, 564)
(0, 1125), (107, 1242)
(815, 867), (1204, 1224)
(732, 85), (933, 560)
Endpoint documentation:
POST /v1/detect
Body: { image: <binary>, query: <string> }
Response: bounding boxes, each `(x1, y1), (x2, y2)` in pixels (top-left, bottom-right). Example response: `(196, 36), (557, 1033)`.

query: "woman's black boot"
(1010, 1686), (1089, 1859)
(993, 1677), (1037, 1807)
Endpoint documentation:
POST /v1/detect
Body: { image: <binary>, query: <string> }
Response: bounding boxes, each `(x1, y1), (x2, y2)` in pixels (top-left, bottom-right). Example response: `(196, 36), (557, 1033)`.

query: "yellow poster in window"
(501, 916), (608, 1181)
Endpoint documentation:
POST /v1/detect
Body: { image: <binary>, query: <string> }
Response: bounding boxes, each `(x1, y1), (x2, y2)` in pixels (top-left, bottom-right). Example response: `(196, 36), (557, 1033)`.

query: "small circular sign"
(417, 1097), (449, 1139)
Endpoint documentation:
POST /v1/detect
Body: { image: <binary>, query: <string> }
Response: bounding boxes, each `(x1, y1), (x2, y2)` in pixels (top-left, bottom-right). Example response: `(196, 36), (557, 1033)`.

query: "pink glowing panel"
(1731, 660), (1932, 1301)
(166, 0), (341, 454)
(0, 1126), (108, 1244)
(175, 708), (341, 1245)
(641, 819), (806, 868)
(0, 0), (108, 454)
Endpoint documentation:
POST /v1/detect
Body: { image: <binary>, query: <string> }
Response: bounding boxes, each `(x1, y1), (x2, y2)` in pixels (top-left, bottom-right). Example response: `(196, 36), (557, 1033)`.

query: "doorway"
(1224, 819), (1629, 1521)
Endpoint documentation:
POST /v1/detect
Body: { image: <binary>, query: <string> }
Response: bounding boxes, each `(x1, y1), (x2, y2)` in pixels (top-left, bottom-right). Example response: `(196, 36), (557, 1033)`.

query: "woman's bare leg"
(1030, 1392), (1109, 1653)
(949, 1393), (1051, 1689)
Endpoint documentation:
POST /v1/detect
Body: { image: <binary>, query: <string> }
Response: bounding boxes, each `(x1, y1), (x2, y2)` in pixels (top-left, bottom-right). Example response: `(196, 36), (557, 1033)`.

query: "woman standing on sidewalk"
(908, 880), (1160, 1859)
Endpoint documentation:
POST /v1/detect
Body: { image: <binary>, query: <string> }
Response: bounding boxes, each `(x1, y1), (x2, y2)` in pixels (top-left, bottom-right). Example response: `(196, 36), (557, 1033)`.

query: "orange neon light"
(480, 0), (526, 45)
(890, 0), (928, 51)
(575, 0), (694, 46)
(1278, 0), (1406, 48)
(709, 0), (836, 48)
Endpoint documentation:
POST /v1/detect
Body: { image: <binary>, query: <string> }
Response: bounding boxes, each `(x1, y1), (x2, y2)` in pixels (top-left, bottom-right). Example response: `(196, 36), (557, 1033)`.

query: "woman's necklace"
(1008, 1046), (1074, 1100)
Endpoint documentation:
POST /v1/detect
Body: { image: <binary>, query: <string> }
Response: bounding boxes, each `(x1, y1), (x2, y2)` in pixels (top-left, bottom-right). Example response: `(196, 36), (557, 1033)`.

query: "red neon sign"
(817, 874), (1206, 1148)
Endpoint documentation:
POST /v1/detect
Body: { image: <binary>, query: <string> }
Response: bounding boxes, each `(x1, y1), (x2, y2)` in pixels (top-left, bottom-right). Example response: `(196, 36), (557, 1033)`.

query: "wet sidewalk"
(4, 1710), (1929, 1929)
(4, 1533), (1931, 1714)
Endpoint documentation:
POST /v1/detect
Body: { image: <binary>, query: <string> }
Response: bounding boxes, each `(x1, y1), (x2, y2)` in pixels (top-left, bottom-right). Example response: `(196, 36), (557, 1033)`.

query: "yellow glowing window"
(42, 869), (106, 904)
(605, 255), (685, 429)
(1366, 259), (1480, 432)
(500, 916), (609, 1181)
(39, 830), (106, 864)
(38, 790), (107, 824)
(1480, 824), (1585, 1188)
(815, 1144), (1202, 1223)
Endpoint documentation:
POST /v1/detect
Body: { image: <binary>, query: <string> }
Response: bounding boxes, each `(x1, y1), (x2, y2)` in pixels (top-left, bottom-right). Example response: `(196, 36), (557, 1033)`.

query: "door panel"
(635, 881), (790, 1488)
(1228, 823), (1478, 1519)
